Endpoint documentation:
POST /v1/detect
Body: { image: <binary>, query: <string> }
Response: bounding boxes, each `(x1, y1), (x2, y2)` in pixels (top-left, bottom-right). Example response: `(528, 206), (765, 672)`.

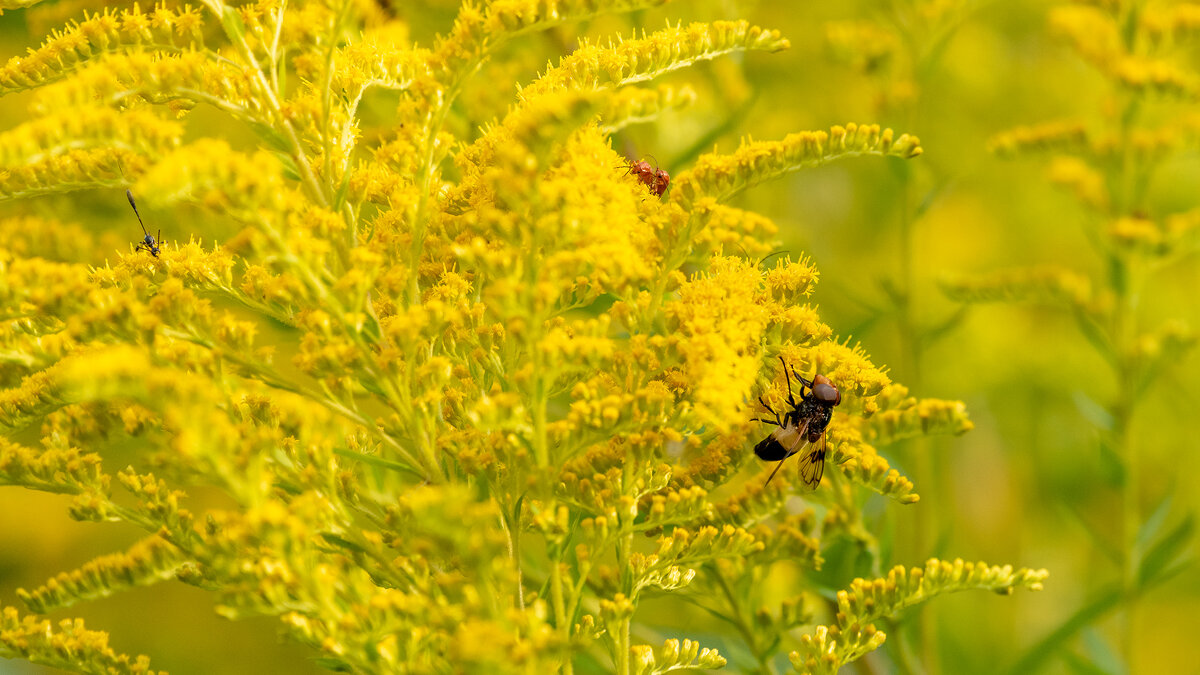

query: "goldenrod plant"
(821, 5), (980, 671)
(945, 1), (1199, 672)
(0, 1), (1045, 673)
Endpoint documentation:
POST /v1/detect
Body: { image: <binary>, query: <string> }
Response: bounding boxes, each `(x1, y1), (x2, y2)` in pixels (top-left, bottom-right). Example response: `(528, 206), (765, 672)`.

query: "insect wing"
(754, 421), (806, 461)
(760, 421), (810, 486)
(795, 432), (827, 490)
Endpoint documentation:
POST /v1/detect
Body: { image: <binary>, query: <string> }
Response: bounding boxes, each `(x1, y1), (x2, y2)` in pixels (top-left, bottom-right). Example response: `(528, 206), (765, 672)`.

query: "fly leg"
(777, 355), (796, 408)
(790, 362), (814, 399)
(765, 454), (790, 485)
(753, 396), (783, 427)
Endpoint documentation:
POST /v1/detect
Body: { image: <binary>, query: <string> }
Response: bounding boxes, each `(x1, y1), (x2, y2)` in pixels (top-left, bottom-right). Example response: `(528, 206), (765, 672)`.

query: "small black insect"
(126, 189), (161, 257)
(752, 357), (842, 488)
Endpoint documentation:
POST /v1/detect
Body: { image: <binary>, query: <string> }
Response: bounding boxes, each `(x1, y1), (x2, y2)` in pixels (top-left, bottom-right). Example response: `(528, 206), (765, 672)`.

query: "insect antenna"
(126, 189), (150, 238)
(733, 244), (790, 270)
(758, 249), (789, 268)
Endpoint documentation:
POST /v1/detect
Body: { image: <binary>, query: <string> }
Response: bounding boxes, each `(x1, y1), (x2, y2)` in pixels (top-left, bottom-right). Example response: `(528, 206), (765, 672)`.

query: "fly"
(752, 357), (842, 488)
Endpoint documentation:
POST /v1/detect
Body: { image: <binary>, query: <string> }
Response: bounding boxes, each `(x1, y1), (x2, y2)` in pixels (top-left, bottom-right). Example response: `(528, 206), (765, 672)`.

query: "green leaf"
(1135, 494), (1174, 557)
(1071, 391), (1113, 432)
(1057, 502), (1120, 565)
(1137, 514), (1195, 589)
(246, 121), (292, 154)
(1063, 650), (1119, 675)
(1003, 585), (1122, 675)
(272, 151), (302, 182)
(1070, 307), (1117, 368)
(312, 657), (353, 671)
(219, 5), (247, 43)
(319, 533), (368, 555)
(332, 447), (421, 477)
(920, 305), (971, 350)
(1080, 627), (1124, 675)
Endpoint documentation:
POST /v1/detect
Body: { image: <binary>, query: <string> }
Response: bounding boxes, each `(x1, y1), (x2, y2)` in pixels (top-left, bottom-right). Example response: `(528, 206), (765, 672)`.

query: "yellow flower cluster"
(790, 559), (1048, 674)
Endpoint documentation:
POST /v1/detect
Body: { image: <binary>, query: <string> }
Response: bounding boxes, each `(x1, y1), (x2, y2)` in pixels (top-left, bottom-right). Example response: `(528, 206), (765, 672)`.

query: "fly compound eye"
(811, 375), (841, 406)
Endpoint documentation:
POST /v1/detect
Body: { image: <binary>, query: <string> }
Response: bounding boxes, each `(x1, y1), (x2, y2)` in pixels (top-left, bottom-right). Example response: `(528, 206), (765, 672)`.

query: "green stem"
(1111, 68), (1143, 668)
(615, 449), (636, 675)
(893, 142), (939, 675)
(1111, 254), (1140, 670)
(550, 546), (572, 675)
(710, 566), (775, 674)
(202, 0), (328, 209)
(505, 505), (526, 611)
(616, 614), (631, 675)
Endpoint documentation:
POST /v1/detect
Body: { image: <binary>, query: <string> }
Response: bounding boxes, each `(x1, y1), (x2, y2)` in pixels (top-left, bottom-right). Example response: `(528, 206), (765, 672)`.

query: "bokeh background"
(1, 1), (1196, 673)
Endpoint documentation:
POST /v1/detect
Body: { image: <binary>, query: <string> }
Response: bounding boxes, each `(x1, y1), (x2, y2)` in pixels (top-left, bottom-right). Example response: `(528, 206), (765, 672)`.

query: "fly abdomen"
(754, 436), (790, 461)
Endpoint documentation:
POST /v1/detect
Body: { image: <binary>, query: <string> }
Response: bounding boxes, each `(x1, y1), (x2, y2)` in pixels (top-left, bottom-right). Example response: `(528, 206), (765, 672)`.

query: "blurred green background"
(1, 1), (1196, 673)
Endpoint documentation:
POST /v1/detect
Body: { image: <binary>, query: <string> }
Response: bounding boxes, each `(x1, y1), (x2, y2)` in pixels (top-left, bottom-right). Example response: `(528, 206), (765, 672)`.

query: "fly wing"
(795, 431), (827, 490)
(761, 421), (811, 485)
(754, 421), (808, 461)
(775, 423), (808, 456)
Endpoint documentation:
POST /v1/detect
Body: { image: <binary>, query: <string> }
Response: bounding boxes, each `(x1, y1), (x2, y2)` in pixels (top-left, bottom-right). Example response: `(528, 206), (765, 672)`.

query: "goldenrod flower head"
(1050, 5), (1124, 68)
(1047, 155), (1109, 210)
(666, 256), (768, 429)
(824, 21), (898, 74)
(989, 120), (1089, 157)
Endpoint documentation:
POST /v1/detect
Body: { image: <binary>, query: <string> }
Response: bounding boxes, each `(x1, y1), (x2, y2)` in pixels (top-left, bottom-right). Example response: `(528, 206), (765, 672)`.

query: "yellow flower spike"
(1107, 215), (1163, 255)
(599, 84), (698, 134)
(752, 515), (823, 569)
(0, 146), (133, 200)
(521, 20), (788, 102)
(18, 535), (183, 614)
(0, 436), (108, 496)
(671, 123), (921, 209)
(629, 637), (726, 675)
(864, 397), (973, 445)
(940, 265), (1098, 312)
(0, 107), (181, 169)
(450, 91), (608, 224)
(1112, 55), (1198, 97)
(131, 140), (287, 228)
(770, 305), (833, 347)
(988, 119), (1090, 157)
(792, 560), (1044, 672)
(1047, 156), (1110, 210)
(327, 35), (431, 102)
(1049, 5), (1124, 68)
(687, 201), (780, 260)
(0, 606), (161, 675)
(0, 216), (100, 262)
(1143, 4), (1200, 44)
(31, 50), (255, 120)
(824, 21), (899, 74)
(829, 429), (919, 503)
(0, 4), (207, 95)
